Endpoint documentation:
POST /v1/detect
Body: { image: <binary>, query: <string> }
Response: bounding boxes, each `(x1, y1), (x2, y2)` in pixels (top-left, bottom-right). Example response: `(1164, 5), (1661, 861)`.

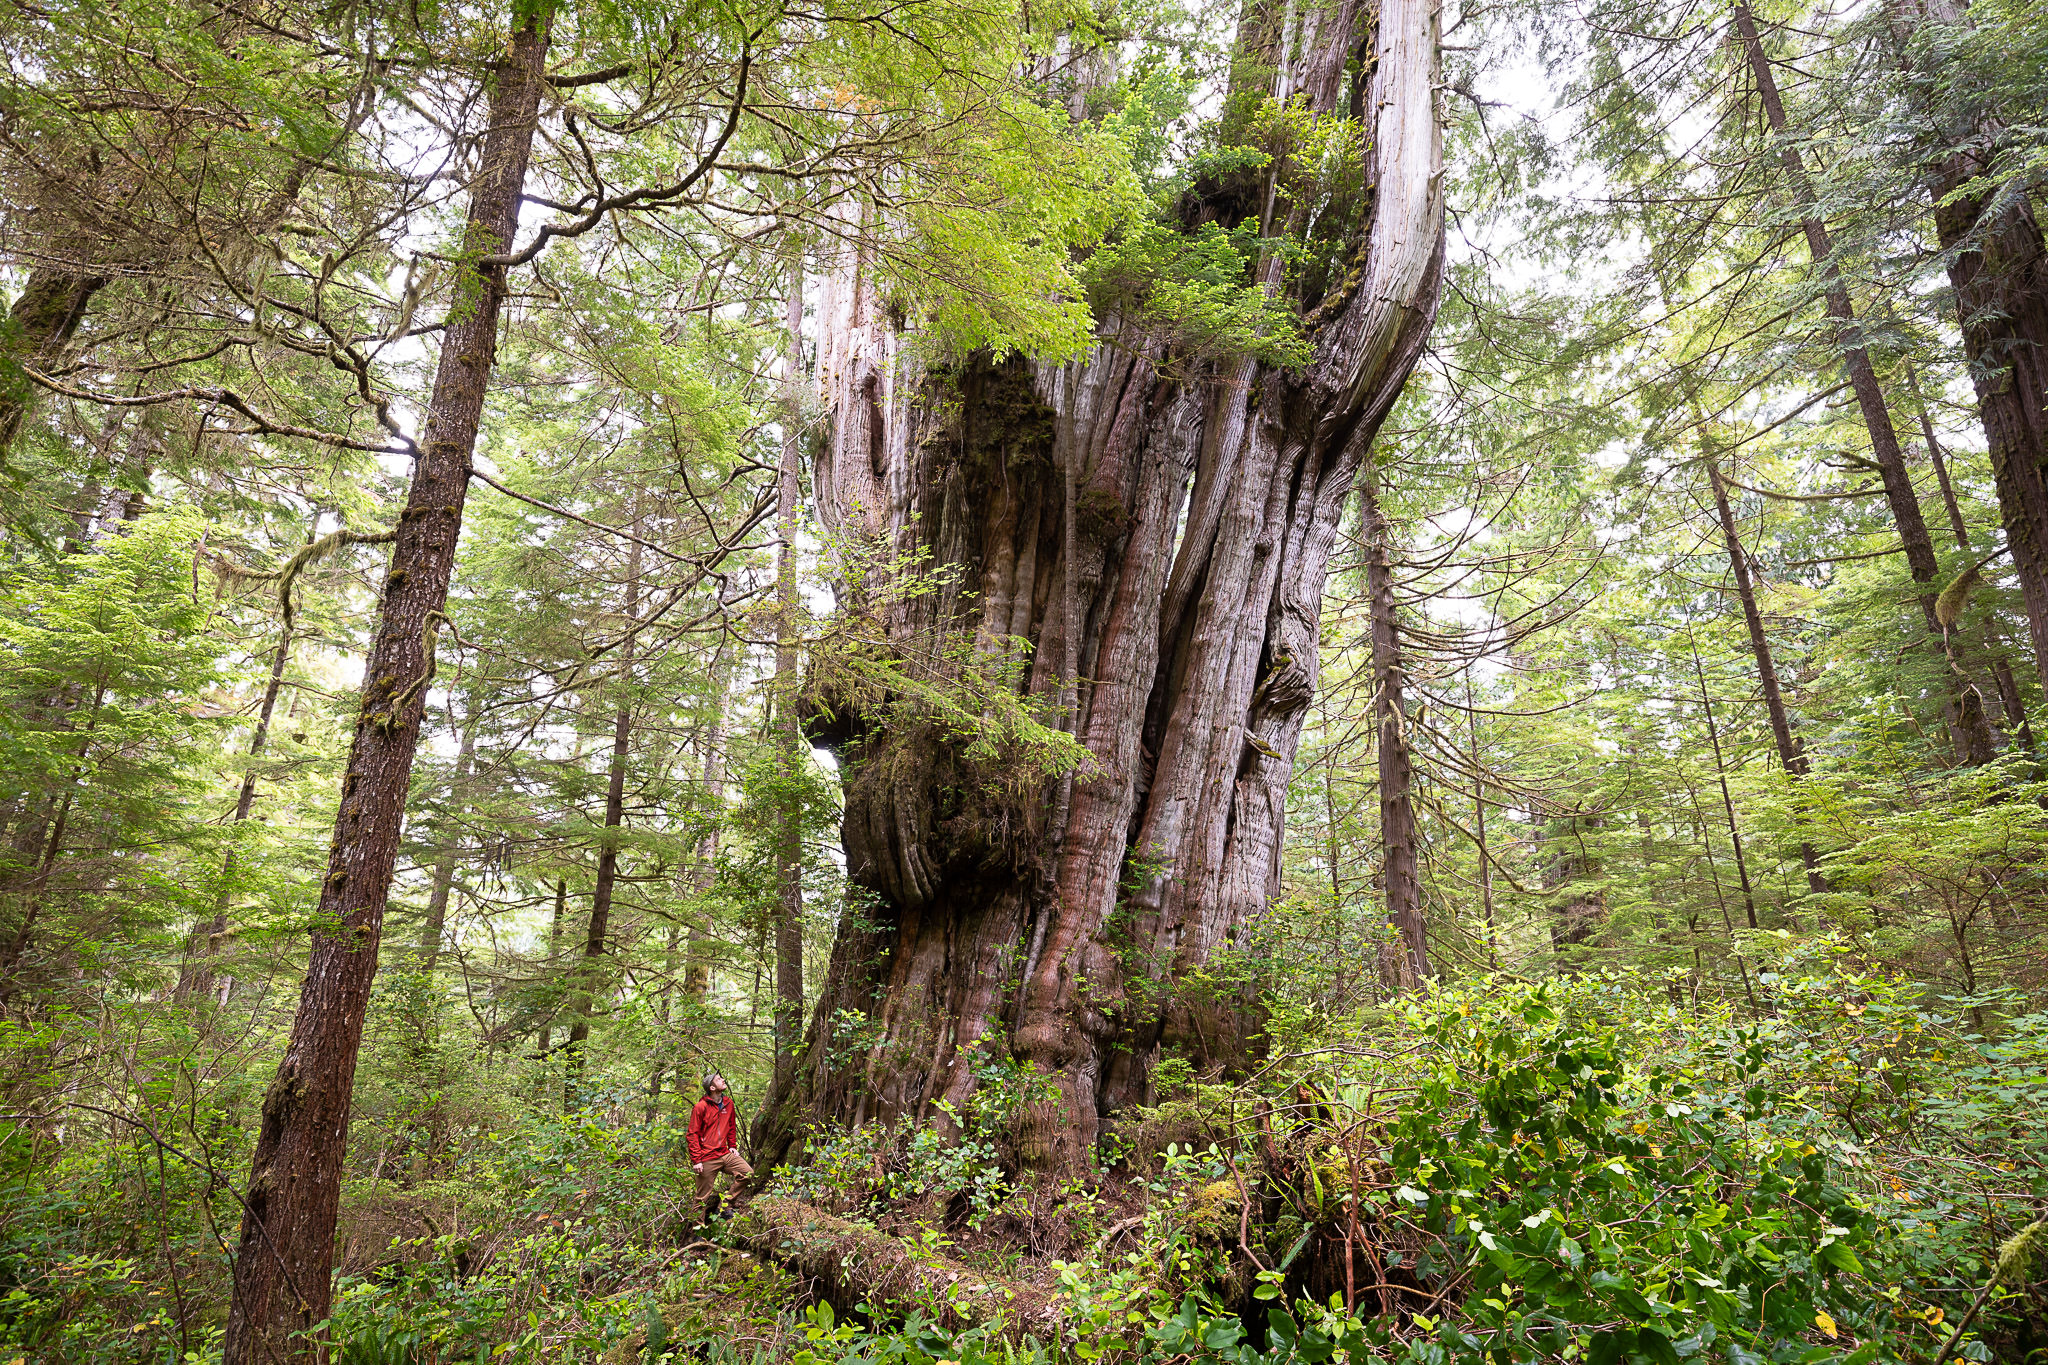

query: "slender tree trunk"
(0, 683), (105, 996)
(771, 261), (805, 1095)
(1907, 361), (2038, 751)
(684, 622), (736, 1000)
(757, 0), (1444, 1169)
(537, 877), (568, 1063)
(566, 525), (642, 1107)
(417, 716), (478, 973)
(1465, 672), (1498, 970)
(1734, 2), (1997, 764)
(1705, 461), (1832, 891)
(1690, 640), (1761, 934)
(1890, 0), (2048, 698)
(176, 626), (293, 1008)
(222, 14), (551, 1360)
(1364, 475), (1428, 992)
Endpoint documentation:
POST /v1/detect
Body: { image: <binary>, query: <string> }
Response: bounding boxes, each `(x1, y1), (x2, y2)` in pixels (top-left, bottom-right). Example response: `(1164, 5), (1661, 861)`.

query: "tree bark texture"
(222, 14), (551, 1362)
(0, 270), (106, 457)
(1890, 0), (2048, 700)
(761, 0), (1444, 1169)
(1735, 2), (1997, 763)
(1363, 475), (1428, 992)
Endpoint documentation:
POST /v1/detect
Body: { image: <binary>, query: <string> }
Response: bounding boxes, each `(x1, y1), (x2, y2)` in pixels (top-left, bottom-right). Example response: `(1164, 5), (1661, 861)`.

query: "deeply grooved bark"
(758, 0), (1446, 1171)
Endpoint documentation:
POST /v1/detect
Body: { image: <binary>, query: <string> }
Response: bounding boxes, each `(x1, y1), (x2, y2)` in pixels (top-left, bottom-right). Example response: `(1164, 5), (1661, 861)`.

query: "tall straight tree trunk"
(417, 715), (478, 973)
(1907, 361), (2038, 750)
(1363, 474), (1428, 992)
(1704, 460), (1831, 891)
(566, 524), (642, 1107)
(757, 0), (1443, 1170)
(1734, 2), (1997, 764)
(683, 614), (737, 1001)
(222, 14), (551, 1361)
(1691, 640), (1762, 935)
(176, 625), (293, 1008)
(771, 262), (805, 1094)
(1889, 0), (2048, 698)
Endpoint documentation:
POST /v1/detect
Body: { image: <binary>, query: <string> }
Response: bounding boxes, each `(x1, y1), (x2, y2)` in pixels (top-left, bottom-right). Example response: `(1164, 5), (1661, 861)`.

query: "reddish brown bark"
(1890, 0), (2048, 701)
(1735, 3), (1997, 764)
(759, 0), (1444, 1169)
(221, 14), (551, 1361)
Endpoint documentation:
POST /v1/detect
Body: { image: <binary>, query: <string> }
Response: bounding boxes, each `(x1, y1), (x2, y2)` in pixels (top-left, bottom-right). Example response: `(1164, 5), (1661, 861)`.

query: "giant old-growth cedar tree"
(757, 0), (1446, 1168)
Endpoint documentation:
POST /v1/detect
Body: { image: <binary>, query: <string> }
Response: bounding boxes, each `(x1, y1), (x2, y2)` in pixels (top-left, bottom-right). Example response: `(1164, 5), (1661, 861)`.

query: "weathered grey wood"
(764, 0), (1446, 1168)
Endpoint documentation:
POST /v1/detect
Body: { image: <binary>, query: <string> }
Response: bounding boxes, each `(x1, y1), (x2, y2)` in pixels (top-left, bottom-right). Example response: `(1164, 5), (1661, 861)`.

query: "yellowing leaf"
(1815, 1311), (1838, 1339)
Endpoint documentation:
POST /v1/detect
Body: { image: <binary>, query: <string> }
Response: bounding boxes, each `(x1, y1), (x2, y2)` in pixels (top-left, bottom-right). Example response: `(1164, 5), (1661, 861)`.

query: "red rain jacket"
(687, 1094), (738, 1164)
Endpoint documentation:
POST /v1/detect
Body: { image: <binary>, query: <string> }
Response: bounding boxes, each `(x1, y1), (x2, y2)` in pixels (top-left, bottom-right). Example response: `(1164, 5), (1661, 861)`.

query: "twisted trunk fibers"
(222, 13), (550, 1361)
(760, 0), (1443, 1169)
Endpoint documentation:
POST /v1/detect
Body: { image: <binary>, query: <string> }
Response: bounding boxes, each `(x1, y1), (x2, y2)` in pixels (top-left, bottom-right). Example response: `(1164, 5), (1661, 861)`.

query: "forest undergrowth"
(6, 955), (2041, 1365)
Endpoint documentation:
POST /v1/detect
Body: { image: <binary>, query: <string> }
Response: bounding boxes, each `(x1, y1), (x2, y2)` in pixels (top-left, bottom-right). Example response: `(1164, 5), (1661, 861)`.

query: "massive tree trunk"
(758, 0), (1443, 1170)
(1734, 2), (1998, 764)
(221, 13), (551, 1362)
(1889, 0), (2048, 700)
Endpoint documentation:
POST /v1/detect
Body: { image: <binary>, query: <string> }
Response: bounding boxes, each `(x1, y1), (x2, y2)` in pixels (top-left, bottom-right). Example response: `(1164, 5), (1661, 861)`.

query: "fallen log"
(735, 1196), (1063, 1338)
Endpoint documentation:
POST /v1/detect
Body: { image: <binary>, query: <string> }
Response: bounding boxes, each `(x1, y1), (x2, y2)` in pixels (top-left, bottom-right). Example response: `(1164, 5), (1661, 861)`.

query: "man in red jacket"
(687, 1072), (750, 1217)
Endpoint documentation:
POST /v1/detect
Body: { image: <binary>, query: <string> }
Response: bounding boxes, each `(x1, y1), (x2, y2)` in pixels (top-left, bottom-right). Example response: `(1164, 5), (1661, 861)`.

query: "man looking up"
(687, 1072), (750, 1218)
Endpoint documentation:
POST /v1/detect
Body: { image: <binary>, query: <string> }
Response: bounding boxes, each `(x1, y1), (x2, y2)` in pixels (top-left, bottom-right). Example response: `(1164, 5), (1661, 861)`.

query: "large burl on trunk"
(757, 0), (1445, 1169)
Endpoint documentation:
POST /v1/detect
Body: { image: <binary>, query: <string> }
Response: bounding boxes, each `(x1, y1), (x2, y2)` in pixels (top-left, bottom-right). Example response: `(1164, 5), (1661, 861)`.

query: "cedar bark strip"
(1734, 2), (1997, 764)
(763, 0), (1444, 1168)
(221, 14), (551, 1362)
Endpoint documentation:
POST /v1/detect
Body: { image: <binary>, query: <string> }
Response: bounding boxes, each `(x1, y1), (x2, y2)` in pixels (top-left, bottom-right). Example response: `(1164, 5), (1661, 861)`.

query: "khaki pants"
(694, 1148), (752, 1204)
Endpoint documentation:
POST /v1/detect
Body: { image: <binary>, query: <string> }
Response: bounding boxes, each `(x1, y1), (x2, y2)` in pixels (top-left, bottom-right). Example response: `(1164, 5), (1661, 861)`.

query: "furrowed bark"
(221, 13), (551, 1361)
(760, 0), (1444, 1169)
(1890, 0), (2048, 701)
(0, 270), (107, 458)
(1704, 460), (1830, 893)
(1734, 2), (1997, 764)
